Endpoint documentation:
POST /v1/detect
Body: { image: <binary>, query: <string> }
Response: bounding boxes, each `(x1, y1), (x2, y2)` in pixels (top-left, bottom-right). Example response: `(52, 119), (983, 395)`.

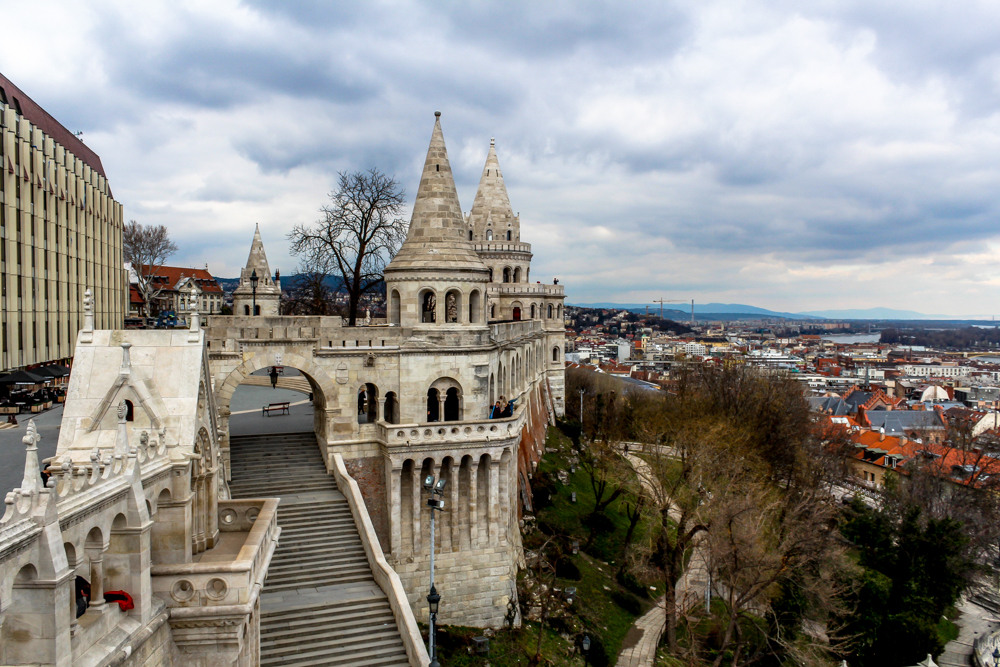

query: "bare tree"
(288, 169), (406, 326)
(281, 254), (338, 316)
(122, 220), (178, 316)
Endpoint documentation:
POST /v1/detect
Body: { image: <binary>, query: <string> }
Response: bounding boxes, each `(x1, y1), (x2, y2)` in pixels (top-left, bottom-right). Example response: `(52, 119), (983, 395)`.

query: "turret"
(232, 224), (281, 316)
(384, 112), (490, 327)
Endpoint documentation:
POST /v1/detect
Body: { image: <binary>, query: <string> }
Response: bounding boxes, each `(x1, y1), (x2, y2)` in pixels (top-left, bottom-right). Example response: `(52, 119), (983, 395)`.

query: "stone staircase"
(228, 432), (410, 667)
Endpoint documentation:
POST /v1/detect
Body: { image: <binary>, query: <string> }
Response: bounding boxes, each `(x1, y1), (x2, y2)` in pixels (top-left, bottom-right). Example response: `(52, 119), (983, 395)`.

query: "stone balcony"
(377, 402), (527, 458)
(488, 283), (565, 297)
(473, 242), (532, 254)
(150, 497), (278, 662)
(490, 319), (542, 342)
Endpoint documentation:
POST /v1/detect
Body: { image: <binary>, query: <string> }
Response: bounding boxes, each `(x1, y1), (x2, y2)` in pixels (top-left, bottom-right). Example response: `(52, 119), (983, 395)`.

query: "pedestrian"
(623, 443), (629, 456)
(490, 401), (502, 419)
(268, 367), (279, 389)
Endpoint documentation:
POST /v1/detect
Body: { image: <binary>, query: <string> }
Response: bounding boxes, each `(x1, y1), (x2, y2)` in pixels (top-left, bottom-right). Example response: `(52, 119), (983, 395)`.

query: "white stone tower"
(384, 111), (491, 328)
(232, 224), (281, 316)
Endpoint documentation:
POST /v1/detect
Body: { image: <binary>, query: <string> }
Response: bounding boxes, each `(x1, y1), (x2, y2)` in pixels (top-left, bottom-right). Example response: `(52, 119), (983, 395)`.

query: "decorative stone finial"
(120, 342), (132, 376)
(434, 110), (441, 118)
(20, 420), (41, 493)
(83, 289), (94, 331)
(490, 137), (495, 146)
(117, 399), (128, 422)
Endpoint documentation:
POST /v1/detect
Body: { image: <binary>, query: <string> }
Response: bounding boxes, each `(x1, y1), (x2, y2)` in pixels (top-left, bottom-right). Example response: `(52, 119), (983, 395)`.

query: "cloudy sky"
(4, 1), (1000, 316)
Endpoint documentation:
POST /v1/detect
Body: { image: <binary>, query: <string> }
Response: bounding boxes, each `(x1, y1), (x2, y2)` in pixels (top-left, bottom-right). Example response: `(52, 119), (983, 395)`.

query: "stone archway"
(214, 351), (340, 479)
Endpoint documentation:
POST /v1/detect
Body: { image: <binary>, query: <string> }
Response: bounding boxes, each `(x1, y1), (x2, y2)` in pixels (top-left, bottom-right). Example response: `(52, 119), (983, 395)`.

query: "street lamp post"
(423, 474), (447, 667)
(581, 635), (591, 666)
(578, 388), (585, 423)
(250, 269), (259, 316)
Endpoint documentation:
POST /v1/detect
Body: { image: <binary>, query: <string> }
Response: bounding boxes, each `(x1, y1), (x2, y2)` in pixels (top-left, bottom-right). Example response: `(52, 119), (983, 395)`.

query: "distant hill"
(215, 275), (350, 293)
(570, 302), (819, 320)
(798, 307), (950, 320)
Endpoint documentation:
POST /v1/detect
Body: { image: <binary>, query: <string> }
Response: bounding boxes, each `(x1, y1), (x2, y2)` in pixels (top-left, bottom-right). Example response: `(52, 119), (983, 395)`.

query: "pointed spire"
(469, 138), (516, 240)
(386, 112), (489, 274)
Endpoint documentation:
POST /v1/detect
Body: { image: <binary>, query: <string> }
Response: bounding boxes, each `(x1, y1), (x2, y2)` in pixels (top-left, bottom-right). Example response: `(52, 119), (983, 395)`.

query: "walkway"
(938, 596), (999, 667)
(616, 449), (710, 667)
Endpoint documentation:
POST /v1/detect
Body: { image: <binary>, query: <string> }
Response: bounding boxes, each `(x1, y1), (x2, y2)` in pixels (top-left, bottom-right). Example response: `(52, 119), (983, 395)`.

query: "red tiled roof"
(146, 266), (223, 293)
(129, 285), (144, 304)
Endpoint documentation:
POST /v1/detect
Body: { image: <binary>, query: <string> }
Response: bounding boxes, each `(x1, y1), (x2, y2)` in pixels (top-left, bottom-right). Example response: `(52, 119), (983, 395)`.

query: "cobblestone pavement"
(616, 450), (710, 667)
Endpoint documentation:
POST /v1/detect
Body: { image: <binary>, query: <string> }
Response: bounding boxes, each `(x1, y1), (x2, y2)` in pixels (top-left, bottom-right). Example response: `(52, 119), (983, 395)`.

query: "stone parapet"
(473, 242), (532, 254)
(488, 283), (564, 296)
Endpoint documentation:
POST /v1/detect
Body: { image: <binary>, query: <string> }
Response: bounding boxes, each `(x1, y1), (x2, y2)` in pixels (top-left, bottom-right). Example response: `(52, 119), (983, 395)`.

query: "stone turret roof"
(469, 138), (516, 229)
(234, 224), (280, 294)
(385, 112), (489, 274)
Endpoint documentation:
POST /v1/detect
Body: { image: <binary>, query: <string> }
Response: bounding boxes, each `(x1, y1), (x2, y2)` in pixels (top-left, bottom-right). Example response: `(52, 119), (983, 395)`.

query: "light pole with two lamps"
(423, 474), (447, 667)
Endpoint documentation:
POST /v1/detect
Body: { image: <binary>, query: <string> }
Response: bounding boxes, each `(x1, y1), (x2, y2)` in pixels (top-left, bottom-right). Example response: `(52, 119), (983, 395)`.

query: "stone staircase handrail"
(330, 453), (431, 667)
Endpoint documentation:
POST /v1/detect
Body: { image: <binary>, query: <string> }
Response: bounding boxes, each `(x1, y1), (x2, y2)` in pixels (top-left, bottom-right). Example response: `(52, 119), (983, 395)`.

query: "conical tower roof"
(385, 112), (489, 274)
(245, 223), (272, 277)
(469, 138), (515, 227)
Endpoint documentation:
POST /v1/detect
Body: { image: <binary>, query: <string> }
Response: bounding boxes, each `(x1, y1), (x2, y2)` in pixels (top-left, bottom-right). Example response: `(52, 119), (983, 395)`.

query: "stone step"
(259, 637), (407, 666)
(229, 431), (408, 667)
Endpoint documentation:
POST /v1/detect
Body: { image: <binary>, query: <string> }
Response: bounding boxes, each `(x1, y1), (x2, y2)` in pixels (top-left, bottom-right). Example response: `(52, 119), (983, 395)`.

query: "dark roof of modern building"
(808, 396), (850, 416)
(0, 71), (108, 180)
(865, 410), (945, 435)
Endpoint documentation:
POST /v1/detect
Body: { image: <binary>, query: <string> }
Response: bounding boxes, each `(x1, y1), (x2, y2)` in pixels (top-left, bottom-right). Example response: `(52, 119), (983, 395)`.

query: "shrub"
(611, 590), (643, 616)
(556, 558), (582, 581)
(616, 570), (651, 599)
(584, 511), (615, 534)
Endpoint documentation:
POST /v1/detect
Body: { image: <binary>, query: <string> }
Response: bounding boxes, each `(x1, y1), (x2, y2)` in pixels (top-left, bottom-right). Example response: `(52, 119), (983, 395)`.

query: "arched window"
(384, 392), (398, 424)
(513, 307), (521, 321)
(445, 289), (461, 323)
(124, 399), (134, 422)
(490, 304), (496, 319)
(444, 387), (461, 421)
(426, 388), (440, 422)
(486, 229), (493, 241)
(244, 305), (250, 316)
(557, 304), (562, 318)
(390, 290), (401, 324)
(489, 268), (494, 282)
(513, 267), (521, 283)
(468, 229), (473, 241)
(553, 346), (560, 362)
(358, 383), (378, 423)
(254, 305), (261, 316)
(420, 290), (437, 323)
(547, 304), (553, 318)
(530, 304), (536, 319)
(503, 267), (511, 283)
(506, 230), (512, 241)
(469, 290), (481, 323)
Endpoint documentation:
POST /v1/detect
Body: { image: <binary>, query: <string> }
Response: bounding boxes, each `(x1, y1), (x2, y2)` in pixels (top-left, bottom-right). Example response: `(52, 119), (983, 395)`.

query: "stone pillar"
(389, 461), (402, 558)
(449, 462), (460, 552)
(489, 460), (501, 546)
(468, 462), (479, 549)
(377, 397), (386, 423)
(438, 397), (446, 422)
(87, 548), (106, 611)
(411, 463), (422, 555)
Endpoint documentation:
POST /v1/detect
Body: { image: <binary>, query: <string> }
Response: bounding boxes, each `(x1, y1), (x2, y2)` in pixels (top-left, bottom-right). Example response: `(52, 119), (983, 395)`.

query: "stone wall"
(344, 456), (389, 550)
(121, 612), (179, 667)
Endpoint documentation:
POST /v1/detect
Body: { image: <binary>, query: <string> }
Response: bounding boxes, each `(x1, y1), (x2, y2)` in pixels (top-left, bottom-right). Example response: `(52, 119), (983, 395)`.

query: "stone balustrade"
(490, 319), (542, 342)
(974, 627), (1000, 666)
(473, 242), (532, 254)
(488, 283), (564, 296)
(151, 498), (279, 610)
(378, 406), (526, 451)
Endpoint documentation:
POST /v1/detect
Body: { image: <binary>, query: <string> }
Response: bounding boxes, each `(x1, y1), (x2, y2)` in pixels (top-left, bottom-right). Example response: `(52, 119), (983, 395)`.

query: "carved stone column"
(468, 461), (479, 549)
(489, 459), (501, 546)
(87, 549), (106, 612)
(389, 460), (402, 559)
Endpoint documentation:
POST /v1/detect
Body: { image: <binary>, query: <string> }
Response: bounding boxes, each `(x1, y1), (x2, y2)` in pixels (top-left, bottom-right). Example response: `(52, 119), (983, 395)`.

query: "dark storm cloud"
(5, 0), (1000, 313)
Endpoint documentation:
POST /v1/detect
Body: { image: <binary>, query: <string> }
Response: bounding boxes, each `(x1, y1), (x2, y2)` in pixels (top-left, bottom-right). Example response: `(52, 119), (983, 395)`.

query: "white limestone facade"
(205, 114), (564, 628)
(0, 305), (278, 667)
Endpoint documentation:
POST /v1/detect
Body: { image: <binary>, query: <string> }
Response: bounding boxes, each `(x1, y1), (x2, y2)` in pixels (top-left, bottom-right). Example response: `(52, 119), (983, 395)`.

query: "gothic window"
(547, 304), (553, 318)
(503, 267), (511, 283)
(506, 230), (512, 241)
(390, 290), (401, 324)
(469, 290), (481, 323)
(490, 303), (496, 319)
(486, 229), (493, 241)
(553, 346), (560, 362)
(530, 304), (535, 319)
(421, 290), (437, 323)
(469, 230), (473, 241)
(513, 307), (521, 321)
(513, 267), (521, 283)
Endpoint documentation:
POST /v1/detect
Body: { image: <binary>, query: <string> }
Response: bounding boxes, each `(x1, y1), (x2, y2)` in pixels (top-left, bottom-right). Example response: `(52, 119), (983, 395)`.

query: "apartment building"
(0, 72), (125, 372)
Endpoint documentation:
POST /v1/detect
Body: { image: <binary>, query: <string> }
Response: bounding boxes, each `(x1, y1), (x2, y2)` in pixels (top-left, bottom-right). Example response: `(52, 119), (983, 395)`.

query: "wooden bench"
(262, 402), (290, 416)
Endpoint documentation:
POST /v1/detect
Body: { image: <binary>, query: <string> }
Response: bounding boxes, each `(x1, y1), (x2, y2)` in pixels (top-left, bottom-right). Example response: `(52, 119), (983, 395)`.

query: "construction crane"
(653, 298), (696, 324)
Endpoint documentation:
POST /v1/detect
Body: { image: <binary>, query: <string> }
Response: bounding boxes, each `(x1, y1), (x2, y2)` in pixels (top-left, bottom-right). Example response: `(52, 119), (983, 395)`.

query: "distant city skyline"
(4, 1), (1000, 316)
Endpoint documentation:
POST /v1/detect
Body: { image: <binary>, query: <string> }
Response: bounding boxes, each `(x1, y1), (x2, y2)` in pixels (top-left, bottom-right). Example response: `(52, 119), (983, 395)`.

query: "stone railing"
(473, 242), (532, 254)
(151, 498), (280, 610)
(488, 283), (564, 296)
(974, 626), (1000, 666)
(330, 454), (429, 667)
(490, 319), (542, 343)
(377, 404), (527, 449)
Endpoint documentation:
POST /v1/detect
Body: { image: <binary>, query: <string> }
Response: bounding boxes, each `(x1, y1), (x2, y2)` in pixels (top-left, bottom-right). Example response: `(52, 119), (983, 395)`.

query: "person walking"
(269, 367), (279, 389)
